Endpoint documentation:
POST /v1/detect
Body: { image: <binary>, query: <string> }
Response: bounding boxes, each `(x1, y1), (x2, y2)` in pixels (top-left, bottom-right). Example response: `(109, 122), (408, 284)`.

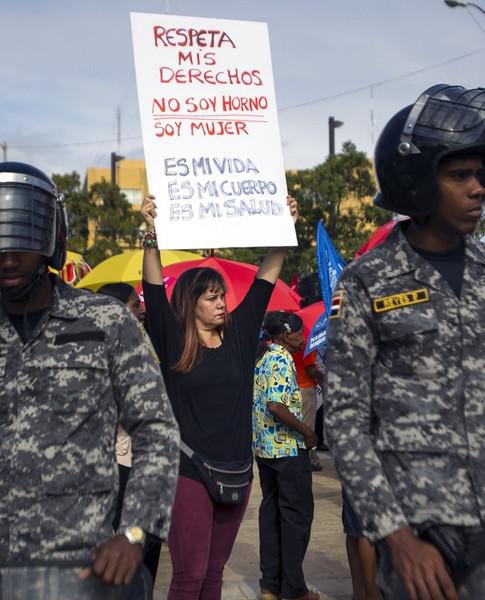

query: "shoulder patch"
(372, 288), (430, 313)
(329, 290), (344, 320)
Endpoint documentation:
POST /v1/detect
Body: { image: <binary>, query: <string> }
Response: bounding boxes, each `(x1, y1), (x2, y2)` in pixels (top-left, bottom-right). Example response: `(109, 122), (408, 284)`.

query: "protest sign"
(131, 12), (297, 249)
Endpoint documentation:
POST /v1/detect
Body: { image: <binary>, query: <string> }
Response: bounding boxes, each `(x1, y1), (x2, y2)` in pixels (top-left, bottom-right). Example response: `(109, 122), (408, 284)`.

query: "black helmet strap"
(0, 262), (48, 304)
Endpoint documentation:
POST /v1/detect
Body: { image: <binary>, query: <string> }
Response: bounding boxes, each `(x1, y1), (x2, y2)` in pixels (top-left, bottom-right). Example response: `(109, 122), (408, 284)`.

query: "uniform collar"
(378, 224), (423, 277)
(379, 222), (485, 298)
(47, 276), (82, 321)
(0, 307), (18, 344)
(0, 276), (80, 344)
(463, 234), (485, 266)
(382, 221), (485, 272)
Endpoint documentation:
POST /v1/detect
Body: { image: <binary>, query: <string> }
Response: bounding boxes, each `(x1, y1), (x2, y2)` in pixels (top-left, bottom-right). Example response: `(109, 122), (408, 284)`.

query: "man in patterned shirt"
(253, 311), (319, 600)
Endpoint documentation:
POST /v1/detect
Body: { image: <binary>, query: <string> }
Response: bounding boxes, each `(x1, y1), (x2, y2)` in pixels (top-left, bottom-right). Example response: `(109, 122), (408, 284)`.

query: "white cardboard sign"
(130, 13), (297, 249)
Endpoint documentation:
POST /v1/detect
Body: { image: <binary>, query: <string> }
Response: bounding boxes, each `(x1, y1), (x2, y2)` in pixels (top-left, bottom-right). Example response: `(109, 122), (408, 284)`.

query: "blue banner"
(305, 220), (345, 357)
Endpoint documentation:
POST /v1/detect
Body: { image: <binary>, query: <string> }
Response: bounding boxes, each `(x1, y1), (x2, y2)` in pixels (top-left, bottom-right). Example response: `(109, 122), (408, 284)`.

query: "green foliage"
(52, 172), (93, 254)
(51, 173), (144, 268)
(84, 238), (123, 267)
(89, 180), (143, 248)
(228, 141), (387, 281)
(295, 141), (385, 262)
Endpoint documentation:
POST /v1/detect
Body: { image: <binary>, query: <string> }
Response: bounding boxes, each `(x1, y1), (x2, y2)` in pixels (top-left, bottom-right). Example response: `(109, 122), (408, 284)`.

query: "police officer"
(325, 85), (485, 600)
(0, 162), (179, 598)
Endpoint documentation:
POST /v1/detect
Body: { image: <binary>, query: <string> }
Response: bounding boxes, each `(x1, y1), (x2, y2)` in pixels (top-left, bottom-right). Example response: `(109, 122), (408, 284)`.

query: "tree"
(89, 180), (143, 248)
(285, 141), (387, 279)
(51, 172), (93, 254)
(294, 141), (384, 255)
(51, 173), (145, 268)
(228, 141), (386, 283)
(82, 180), (144, 267)
(84, 238), (122, 268)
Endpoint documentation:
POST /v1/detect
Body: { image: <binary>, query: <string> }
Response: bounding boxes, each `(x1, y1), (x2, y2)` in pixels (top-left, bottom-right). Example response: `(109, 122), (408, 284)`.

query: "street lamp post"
(328, 116), (344, 156)
(110, 152), (125, 185)
(444, 0), (485, 15)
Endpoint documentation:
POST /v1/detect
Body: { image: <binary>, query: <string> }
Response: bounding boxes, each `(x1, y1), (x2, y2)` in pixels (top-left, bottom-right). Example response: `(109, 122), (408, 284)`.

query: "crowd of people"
(0, 81), (485, 600)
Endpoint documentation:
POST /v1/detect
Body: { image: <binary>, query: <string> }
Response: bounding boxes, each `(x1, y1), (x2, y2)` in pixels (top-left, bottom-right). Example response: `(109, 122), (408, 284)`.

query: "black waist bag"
(180, 440), (253, 505)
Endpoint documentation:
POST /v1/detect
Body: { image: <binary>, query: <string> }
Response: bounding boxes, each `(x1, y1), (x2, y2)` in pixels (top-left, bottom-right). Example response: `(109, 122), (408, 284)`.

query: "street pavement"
(155, 451), (353, 599)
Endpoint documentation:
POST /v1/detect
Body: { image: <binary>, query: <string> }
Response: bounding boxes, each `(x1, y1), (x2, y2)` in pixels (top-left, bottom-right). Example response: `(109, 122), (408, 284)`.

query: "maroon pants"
(167, 476), (251, 600)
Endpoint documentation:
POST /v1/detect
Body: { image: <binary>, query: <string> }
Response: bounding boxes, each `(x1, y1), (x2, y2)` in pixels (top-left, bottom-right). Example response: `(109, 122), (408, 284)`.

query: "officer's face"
(0, 251), (43, 289)
(435, 157), (485, 235)
(194, 284), (226, 329)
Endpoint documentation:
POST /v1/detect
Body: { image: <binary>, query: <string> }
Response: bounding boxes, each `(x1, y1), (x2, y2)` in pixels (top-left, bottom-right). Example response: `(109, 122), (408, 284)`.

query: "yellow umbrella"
(75, 249), (201, 291)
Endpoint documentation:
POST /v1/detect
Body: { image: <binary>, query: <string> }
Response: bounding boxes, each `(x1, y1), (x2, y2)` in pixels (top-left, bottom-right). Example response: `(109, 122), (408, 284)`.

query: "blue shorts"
(341, 488), (363, 538)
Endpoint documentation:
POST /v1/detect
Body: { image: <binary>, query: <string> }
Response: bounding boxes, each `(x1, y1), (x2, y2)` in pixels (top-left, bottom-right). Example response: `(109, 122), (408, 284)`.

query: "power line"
(6, 45), (485, 150)
(466, 5), (485, 35)
(9, 135), (142, 150)
(278, 46), (485, 112)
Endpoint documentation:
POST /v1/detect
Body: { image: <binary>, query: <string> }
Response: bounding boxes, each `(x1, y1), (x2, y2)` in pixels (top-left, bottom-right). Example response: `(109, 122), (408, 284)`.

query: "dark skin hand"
(304, 364), (324, 386)
(79, 535), (143, 586)
(386, 526), (457, 600)
(268, 402), (319, 449)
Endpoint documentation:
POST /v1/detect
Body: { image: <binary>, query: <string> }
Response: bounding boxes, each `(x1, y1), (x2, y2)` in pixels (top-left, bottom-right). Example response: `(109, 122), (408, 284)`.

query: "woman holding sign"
(141, 194), (297, 600)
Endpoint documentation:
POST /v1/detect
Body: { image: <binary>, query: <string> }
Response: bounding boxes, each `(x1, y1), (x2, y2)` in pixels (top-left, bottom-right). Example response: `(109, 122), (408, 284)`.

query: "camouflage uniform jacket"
(0, 277), (179, 565)
(325, 224), (485, 542)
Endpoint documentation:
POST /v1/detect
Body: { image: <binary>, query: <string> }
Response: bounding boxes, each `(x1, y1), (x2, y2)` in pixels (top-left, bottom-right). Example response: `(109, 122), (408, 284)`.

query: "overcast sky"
(2, 0), (485, 178)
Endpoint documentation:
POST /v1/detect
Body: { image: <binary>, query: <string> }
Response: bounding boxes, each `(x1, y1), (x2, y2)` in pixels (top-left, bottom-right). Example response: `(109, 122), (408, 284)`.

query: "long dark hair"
(171, 267), (229, 373)
(256, 311), (304, 361)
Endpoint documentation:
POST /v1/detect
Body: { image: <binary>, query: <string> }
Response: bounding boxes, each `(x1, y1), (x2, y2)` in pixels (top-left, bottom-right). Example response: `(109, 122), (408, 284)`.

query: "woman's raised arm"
(141, 195), (164, 285)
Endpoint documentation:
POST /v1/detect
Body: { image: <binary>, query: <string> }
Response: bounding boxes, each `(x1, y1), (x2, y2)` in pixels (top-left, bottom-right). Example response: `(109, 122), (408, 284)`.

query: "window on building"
(121, 188), (143, 204)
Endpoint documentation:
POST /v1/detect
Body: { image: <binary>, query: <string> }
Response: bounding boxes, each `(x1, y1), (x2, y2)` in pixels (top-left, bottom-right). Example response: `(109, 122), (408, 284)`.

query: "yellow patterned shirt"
(253, 343), (305, 458)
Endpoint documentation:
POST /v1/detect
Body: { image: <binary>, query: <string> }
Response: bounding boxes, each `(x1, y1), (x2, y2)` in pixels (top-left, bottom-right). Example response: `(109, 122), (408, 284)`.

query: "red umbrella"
(136, 256), (302, 312)
(296, 301), (325, 337)
(354, 218), (410, 259)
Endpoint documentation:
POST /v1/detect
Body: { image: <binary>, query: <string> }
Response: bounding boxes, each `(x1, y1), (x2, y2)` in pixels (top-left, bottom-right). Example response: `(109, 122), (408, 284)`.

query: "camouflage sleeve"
(324, 273), (408, 542)
(109, 309), (180, 540)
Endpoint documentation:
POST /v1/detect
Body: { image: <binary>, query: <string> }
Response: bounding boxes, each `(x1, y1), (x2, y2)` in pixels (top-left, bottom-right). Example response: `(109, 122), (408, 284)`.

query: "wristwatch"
(122, 526), (146, 546)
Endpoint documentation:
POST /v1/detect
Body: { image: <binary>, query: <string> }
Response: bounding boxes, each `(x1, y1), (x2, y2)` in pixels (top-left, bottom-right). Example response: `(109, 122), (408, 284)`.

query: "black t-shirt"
(7, 309), (47, 343)
(412, 241), (465, 298)
(143, 277), (274, 481)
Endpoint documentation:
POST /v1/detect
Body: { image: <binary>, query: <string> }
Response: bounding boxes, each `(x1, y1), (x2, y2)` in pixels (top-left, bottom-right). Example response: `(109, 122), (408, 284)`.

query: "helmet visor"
(401, 85), (485, 153)
(0, 183), (56, 256)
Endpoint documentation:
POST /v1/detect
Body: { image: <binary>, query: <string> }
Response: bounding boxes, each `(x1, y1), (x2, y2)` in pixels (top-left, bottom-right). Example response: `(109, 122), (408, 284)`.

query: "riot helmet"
(0, 162), (67, 269)
(374, 84), (485, 217)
